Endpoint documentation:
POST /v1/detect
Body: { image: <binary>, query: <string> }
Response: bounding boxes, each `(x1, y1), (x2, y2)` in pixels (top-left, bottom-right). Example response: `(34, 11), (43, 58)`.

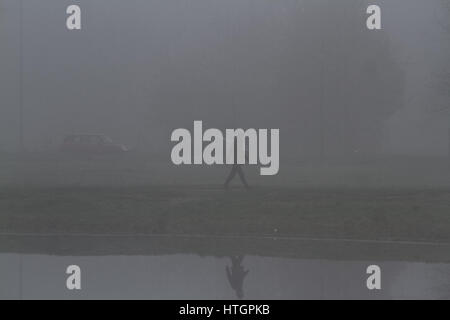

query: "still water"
(1, 253), (449, 299)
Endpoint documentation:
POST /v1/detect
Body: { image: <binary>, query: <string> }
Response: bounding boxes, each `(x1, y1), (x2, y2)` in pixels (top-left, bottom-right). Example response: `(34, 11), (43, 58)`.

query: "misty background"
(2, 3), (450, 296)
(0, 0), (449, 159)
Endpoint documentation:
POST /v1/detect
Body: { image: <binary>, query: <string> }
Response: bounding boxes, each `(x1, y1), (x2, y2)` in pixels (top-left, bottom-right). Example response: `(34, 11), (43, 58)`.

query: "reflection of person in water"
(224, 137), (249, 189)
(226, 255), (249, 299)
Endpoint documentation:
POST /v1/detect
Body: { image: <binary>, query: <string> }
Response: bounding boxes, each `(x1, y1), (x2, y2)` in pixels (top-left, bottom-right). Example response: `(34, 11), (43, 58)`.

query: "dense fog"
(0, 0), (449, 159)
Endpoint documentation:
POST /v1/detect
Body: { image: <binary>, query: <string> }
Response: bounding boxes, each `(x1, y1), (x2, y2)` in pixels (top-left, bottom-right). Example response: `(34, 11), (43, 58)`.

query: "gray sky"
(0, 0), (449, 156)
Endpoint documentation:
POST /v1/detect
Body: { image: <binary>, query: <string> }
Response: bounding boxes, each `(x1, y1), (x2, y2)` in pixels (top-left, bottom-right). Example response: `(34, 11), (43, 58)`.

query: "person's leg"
(225, 166), (238, 188)
(237, 166), (250, 189)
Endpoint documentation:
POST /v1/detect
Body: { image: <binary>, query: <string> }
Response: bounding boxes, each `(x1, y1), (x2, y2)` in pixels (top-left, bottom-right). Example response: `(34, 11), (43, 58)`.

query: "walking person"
(224, 136), (250, 189)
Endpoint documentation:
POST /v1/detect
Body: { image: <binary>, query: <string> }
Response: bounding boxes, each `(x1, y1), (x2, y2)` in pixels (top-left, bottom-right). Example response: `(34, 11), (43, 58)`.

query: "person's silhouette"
(224, 137), (249, 189)
(226, 255), (249, 299)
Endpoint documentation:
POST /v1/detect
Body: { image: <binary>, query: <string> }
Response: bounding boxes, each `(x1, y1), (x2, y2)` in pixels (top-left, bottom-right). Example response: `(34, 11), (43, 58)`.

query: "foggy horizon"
(0, 0), (448, 158)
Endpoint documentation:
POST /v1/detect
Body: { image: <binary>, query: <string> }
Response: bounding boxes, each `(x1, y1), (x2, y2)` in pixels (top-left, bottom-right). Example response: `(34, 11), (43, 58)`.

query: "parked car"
(60, 134), (128, 154)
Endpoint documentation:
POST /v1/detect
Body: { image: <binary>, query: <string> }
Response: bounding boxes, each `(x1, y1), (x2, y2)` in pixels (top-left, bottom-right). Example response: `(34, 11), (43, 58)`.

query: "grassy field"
(1, 185), (450, 242)
(1, 154), (449, 260)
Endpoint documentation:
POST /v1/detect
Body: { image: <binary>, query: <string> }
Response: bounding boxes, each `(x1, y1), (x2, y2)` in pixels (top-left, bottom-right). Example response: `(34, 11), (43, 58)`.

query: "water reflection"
(226, 256), (249, 299)
(1, 253), (449, 299)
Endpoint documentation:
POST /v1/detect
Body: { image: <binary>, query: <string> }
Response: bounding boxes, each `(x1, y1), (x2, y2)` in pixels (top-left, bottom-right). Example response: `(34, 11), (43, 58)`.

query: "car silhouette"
(60, 134), (128, 154)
